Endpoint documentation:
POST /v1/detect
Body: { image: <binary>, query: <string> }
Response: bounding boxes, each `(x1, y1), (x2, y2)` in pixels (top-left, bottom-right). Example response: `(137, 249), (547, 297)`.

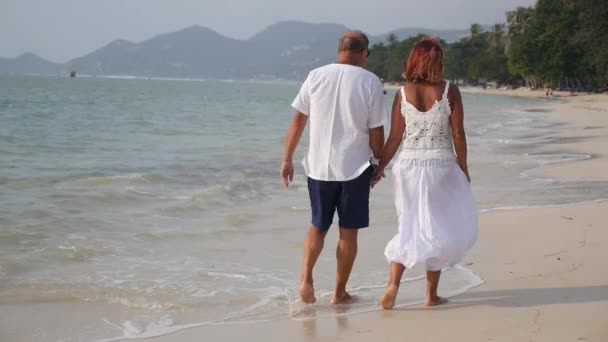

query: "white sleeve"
(368, 77), (387, 128)
(291, 73), (312, 116)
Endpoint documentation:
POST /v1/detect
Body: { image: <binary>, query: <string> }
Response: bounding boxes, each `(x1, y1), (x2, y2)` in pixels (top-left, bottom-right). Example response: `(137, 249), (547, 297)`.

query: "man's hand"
(370, 166), (385, 188)
(280, 161), (294, 188)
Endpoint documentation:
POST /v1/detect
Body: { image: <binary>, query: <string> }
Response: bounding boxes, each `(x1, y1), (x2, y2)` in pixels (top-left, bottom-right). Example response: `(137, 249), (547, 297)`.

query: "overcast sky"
(1, 0), (536, 63)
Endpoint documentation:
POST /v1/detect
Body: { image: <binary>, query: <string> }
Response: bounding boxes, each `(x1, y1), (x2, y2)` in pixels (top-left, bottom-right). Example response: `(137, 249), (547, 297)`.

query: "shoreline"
(384, 82), (602, 100)
(459, 86), (589, 99)
(141, 92), (608, 341)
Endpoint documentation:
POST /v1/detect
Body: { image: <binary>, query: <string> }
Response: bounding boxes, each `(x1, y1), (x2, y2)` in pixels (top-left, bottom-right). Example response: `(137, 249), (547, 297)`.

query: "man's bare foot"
(330, 292), (358, 305)
(300, 283), (316, 304)
(380, 285), (399, 310)
(425, 295), (448, 307)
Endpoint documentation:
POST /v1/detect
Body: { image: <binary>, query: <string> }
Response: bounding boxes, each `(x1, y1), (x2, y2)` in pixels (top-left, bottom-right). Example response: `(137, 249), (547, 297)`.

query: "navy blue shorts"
(307, 166), (373, 230)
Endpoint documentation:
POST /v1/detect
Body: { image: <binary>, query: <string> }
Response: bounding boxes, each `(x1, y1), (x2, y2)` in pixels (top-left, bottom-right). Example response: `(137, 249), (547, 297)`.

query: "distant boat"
(69, 70), (76, 78)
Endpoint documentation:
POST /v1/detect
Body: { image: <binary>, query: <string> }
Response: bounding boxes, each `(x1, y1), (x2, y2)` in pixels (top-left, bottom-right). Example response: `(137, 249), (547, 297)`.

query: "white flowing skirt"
(384, 158), (478, 271)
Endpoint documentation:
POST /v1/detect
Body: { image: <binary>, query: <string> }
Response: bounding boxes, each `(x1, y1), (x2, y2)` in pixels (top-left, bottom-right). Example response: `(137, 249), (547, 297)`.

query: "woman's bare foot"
(330, 291), (358, 305)
(425, 295), (448, 307)
(380, 285), (399, 310)
(300, 282), (316, 304)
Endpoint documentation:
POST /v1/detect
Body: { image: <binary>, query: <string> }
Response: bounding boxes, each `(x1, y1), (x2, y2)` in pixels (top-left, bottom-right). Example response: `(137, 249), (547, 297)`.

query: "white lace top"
(398, 82), (456, 160)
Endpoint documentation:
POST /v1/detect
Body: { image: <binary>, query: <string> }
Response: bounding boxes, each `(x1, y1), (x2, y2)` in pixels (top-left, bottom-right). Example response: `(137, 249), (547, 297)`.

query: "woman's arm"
(448, 84), (470, 182)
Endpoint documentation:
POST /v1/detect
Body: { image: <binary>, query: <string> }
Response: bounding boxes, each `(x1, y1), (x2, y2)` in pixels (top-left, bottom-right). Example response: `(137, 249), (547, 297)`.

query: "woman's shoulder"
(445, 82), (462, 110)
(446, 82), (461, 98)
(447, 81), (459, 90)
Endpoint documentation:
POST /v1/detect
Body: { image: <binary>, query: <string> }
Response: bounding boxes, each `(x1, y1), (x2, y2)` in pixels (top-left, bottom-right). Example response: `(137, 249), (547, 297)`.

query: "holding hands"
(371, 165), (385, 188)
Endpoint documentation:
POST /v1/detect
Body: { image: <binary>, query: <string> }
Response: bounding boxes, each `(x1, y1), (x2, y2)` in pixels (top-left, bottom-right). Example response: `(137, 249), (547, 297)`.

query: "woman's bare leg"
(380, 262), (405, 309)
(425, 270), (448, 306)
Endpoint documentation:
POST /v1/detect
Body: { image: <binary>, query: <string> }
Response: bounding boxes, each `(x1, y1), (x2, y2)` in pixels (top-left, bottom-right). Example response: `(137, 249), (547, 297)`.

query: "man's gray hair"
(338, 31), (369, 52)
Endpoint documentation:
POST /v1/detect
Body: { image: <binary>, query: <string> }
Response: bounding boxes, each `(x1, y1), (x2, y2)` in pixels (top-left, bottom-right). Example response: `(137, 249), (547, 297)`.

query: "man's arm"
(369, 126), (384, 161)
(368, 78), (387, 165)
(280, 111), (308, 188)
(371, 91), (405, 187)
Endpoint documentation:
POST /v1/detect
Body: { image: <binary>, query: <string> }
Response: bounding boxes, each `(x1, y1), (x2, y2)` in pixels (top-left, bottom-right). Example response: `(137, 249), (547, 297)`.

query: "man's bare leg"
(331, 227), (358, 304)
(425, 270), (448, 306)
(300, 225), (328, 303)
(380, 262), (405, 309)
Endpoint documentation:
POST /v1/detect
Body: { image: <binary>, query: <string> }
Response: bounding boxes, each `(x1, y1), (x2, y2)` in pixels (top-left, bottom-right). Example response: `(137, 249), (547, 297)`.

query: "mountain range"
(0, 21), (473, 80)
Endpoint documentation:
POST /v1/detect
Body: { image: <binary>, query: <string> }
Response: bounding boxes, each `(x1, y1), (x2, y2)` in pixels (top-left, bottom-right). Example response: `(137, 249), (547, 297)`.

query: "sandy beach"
(141, 90), (608, 342)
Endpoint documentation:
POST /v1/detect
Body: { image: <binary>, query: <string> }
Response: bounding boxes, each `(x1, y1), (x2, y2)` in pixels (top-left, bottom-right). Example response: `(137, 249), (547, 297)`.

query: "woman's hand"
(371, 166), (385, 188)
(460, 165), (471, 183)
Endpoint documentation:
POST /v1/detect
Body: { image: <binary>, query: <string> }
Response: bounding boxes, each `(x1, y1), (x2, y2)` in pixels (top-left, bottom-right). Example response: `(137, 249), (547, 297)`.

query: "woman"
(371, 37), (478, 309)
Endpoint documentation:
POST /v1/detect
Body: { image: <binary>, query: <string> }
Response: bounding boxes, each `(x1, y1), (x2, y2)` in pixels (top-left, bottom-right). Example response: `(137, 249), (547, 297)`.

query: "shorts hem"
(338, 222), (369, 229)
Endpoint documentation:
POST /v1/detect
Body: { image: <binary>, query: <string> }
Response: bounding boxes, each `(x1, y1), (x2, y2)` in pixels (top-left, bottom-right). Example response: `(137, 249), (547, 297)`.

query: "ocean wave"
(480, 198), (608, 213)
(525, 152), (591, 165)
(224, 212), (260, 227)
(0, 230), (48, 245)
(0, 258), (31, 276)
(0, 178), (53, 190)
(10, 244), (98, 264)
(55, 173), (159, 189)
(0, 286), (183, 310)
(198, 180), (265, 201)
(157, 180), (267, 216)
(206, 271), (250, 280)
(133, 231), (202, 241)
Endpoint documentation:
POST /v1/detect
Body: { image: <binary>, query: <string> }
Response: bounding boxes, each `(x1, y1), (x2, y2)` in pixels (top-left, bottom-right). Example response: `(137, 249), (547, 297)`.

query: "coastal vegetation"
(366, 0), (608, 90)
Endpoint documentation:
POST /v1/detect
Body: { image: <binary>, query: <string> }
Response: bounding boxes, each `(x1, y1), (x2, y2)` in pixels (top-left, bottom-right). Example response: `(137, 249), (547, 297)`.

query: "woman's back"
(403, 81), (448, 113)
(399, 81), (454, 160)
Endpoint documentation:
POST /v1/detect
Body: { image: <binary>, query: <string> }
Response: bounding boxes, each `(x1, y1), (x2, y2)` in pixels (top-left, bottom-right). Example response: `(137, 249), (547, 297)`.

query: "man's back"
(281, 30), (386, 306)
(292, 63), (386, 181)
(306, 63), (382, 129)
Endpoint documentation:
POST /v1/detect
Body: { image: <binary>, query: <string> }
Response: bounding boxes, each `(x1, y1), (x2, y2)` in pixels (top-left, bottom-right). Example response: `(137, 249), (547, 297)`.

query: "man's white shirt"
(292, 63), (387, 181)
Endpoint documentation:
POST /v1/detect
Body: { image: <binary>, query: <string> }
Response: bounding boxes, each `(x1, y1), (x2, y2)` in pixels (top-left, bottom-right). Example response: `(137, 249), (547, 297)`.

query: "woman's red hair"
(404, 37), (444, 83)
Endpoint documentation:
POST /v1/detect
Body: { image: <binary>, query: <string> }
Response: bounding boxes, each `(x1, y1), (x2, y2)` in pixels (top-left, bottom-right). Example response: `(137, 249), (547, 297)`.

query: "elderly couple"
(280, 31), (478, 309)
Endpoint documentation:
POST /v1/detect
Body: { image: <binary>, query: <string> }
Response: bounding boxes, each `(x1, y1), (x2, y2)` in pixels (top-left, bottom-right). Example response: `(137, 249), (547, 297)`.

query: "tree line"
(366, 0), (608, 91)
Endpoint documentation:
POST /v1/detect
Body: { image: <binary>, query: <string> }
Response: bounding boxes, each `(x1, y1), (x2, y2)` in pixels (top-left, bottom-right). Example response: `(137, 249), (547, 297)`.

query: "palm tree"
(470, 24), (483, 40)
(489, 23), (507, 53)
(469, 23), (485, 49)
(505, 6), (534, 54)
(506, 6), (533, 37)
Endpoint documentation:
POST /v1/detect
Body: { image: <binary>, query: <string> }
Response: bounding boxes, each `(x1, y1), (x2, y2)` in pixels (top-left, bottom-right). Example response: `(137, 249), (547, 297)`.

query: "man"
(280, 31), (386, 304)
